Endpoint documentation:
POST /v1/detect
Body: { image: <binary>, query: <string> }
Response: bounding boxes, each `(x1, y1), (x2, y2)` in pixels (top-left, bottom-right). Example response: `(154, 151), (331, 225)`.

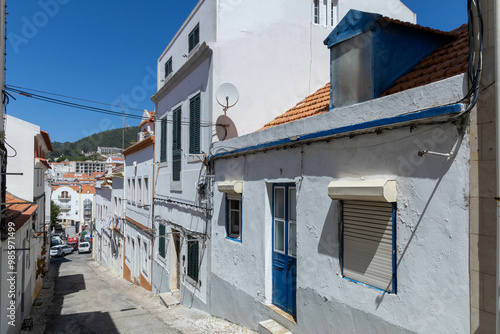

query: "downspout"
(496, 0), (500, 331)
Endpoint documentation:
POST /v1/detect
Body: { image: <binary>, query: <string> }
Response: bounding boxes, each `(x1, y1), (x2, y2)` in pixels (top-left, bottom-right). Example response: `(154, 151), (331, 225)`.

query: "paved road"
(44, 251), (181, 334)
(35, 251), (255, 334)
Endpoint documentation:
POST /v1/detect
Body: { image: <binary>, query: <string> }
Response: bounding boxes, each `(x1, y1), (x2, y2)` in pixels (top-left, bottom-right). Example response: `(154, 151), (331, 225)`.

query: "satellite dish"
(216, 115), (238, 141)
(216, 83), (239, 112)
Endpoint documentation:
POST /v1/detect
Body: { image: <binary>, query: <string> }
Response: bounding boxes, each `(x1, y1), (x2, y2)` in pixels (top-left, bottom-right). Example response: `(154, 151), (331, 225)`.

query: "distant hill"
(47, 127), (140, 162)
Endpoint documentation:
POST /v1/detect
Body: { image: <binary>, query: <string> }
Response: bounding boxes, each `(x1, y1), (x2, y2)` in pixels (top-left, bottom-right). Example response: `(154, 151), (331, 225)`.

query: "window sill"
(187, 43), (201, 57)
(187, 154), (203, 164)
(226, 236), (242, 243)
(185, 276), (200, 289)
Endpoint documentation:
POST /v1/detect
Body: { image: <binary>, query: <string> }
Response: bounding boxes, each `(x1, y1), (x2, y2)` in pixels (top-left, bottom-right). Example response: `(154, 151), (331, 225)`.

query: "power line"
(6, 84), (146, 112)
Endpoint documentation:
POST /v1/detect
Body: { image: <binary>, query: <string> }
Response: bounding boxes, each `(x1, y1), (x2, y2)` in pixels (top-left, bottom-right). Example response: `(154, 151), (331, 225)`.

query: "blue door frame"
(272, 184), (297, 317)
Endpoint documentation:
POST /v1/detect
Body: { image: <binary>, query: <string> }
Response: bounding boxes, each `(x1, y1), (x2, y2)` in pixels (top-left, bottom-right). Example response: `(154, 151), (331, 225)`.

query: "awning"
(327, 180), (396, 202)
(218, 181), (243, 199)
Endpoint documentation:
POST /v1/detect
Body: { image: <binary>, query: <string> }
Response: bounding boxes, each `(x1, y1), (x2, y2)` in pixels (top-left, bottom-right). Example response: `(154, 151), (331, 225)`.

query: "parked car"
(78, 242), (91, 254)
(60, 245), (74, 255)
(50, 245), (63, 257)
(67, 242), (78, 251)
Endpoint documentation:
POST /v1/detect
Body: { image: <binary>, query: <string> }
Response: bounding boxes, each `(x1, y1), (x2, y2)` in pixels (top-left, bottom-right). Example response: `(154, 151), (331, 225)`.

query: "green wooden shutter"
(158, 224), (166, 258)
(189, 94), (201, 154)
(187, 240), (199, 281)
(172, 107), (182, 181)
(160, 118), (167, 162)
(188, 24), (199, 53)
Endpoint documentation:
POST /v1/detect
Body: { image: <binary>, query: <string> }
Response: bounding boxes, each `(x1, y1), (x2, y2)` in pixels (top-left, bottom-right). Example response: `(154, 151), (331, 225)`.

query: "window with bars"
(164, 57), (172, 78)
(341, 200), (397, 293)
(172, 107), (182, 181)
(160, 117), (167, 163)
(187, 239), (199, 282)
(158, 224), (166, 258)
(189, 94), (201, 154)
(188, 24), (200, 53)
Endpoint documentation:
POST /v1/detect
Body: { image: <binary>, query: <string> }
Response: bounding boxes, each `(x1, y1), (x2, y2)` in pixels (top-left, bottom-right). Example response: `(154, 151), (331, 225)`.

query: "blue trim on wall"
(210, 104), (461, 160)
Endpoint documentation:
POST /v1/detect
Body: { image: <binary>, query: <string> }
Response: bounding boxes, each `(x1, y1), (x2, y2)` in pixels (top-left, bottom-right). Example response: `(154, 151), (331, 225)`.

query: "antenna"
(215, 115), (238, 141)
(216, 83), (239, 115)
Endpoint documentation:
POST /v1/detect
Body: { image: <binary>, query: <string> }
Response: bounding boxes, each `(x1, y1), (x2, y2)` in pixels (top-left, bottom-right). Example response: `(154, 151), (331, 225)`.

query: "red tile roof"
(261, 84), (330, 130)
(382, 24), (468, 96)
(40, 130), (53, 151)
(5, 194), (38, 231)
(262, 25), (468, 129)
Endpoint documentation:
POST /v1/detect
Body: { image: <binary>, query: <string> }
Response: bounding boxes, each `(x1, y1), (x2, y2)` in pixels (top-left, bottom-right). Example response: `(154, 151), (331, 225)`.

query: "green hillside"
(47, 127), (140, 162)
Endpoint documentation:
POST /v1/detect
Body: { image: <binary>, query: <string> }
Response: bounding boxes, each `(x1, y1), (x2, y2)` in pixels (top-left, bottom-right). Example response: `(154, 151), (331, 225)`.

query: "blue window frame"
(226, 196), (242, 242)
(341, 200), (397, 293)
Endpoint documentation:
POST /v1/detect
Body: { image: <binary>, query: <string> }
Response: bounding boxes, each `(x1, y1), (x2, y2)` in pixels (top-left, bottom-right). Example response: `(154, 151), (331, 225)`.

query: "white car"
(50, 245), (64, 257)
(78, 242), (91, 254)
(60, 245), (74, 255)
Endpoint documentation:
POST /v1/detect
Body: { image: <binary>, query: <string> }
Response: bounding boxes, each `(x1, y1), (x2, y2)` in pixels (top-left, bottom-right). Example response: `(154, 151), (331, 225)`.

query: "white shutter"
(343, 200), (394, 292)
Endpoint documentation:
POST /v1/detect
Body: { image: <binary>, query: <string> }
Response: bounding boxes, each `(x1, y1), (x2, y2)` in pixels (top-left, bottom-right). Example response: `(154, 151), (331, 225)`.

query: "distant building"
(97, 146), (124, 155)
(71, 160), (106, 174)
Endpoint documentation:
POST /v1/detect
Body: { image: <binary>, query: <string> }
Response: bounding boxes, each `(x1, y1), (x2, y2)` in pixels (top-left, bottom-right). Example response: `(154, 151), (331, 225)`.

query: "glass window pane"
(274, 188), (285, 219)
(230, 211), (240, 234)
(274, 220), (285, 252)
(230, 200), (240, 210)
(289, 188), (296, 221)
(289, 222), (297, 257)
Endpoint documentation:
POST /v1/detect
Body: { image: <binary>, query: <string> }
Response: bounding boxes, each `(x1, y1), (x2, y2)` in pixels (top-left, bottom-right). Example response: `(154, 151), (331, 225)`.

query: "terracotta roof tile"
(382, 24), (468, 96)
(261, 83), (330, 130)
(5, 194), (38, 231)
(262, 24), (468, 130)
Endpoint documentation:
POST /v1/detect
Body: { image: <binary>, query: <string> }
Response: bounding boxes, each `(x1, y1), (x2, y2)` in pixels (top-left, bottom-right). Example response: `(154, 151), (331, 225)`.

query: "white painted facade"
(123, 131), (154, 290)
(151, 0), (414, 313)
(1, 115), (52, 334)
(51, 185), (95, 231)
(209, 73), (470, 332)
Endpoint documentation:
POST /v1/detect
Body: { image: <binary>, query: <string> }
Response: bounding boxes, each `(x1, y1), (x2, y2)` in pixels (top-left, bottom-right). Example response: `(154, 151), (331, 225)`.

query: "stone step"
(159, 290), (181, 308)
(259, 319), (292, 334)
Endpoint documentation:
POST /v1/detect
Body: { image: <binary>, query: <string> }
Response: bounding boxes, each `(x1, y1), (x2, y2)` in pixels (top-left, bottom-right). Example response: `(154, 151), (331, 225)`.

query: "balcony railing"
(138, 131), (154, 142)
(58, 195), (71, 201)
(60, 204), (71, 211)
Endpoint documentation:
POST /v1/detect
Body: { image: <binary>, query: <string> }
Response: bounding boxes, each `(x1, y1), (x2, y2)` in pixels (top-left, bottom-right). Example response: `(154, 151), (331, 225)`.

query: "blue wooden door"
(272, 185), (297, 317)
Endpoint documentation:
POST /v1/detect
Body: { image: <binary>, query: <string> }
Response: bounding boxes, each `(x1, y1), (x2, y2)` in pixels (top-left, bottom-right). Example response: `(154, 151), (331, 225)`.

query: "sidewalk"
(21, 258), (256, 334)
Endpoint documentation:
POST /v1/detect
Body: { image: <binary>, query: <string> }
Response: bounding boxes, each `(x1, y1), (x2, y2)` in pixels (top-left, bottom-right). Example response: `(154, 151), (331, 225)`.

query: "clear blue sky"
(5, 0), (467, 143)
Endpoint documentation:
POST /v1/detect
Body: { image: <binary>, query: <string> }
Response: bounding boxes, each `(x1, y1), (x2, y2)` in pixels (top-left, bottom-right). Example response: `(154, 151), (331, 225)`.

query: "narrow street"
(26, 251), (255, 334)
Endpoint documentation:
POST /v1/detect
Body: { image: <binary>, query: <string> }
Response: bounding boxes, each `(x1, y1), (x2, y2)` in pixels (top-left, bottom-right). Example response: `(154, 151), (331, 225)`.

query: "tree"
(50, 201), (61, 230)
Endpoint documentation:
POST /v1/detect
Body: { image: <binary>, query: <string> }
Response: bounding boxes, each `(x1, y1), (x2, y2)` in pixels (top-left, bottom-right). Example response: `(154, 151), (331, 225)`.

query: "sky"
(5, 0), (467, 143)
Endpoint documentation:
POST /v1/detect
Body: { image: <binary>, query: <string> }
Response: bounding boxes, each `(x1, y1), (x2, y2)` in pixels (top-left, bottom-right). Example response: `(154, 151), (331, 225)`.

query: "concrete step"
(159, 290), (181, 308)
(259, 319), (292, 334)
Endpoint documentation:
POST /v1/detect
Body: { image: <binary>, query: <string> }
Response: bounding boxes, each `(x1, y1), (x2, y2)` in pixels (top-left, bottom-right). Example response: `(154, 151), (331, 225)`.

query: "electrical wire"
(6, 84), (146, 112)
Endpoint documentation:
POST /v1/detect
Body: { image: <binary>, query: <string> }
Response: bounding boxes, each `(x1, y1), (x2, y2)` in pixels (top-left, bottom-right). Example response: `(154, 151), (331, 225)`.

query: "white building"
(151, 0), (415, 312)
(94, 167), (125, 277)
(51, 184), (95, 234)
(71, 160), (106, 174)
(1, 115), (53, 334)
(122, 112), (155, 291)
(209, 11), (475, 333)
(47, 161), (73, 183)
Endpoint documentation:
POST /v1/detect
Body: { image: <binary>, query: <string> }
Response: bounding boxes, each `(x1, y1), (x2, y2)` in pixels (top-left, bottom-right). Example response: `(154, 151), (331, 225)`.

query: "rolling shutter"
(187, 240), (199, 281)
(160, 118), (167, 162)
(342, 200), (395, 292)
(158, 224), (166, 258)
(189, 94), (201, 154)
(172, 107), (182, 181)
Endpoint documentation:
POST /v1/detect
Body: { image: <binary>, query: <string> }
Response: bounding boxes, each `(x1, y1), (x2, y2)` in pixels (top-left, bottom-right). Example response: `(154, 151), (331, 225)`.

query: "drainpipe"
(496, 1), (500, 332)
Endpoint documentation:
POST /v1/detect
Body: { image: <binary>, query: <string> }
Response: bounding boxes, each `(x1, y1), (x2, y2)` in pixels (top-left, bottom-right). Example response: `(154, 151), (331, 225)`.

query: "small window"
(187, 239), (199, 282)
(331, 1), (336, 26)
(158, 224), (166, 258)
(160, 118), (168, 163)
(142, 241), (148, 273)
(137, 178), (142, 204)
(341, 200), (396, 293)
(188, 23), (200, 53)
(189, 94), (201, 154)
(143, 177), (149, 205)
(164, 57), (172, 78)
(226, 197), (241, 240)
(313, 0), (319, 24)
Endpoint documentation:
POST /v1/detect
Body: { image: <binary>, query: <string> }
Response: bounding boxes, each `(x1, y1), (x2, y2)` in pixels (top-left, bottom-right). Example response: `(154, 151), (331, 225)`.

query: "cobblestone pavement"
(21, 252), (256, 334)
